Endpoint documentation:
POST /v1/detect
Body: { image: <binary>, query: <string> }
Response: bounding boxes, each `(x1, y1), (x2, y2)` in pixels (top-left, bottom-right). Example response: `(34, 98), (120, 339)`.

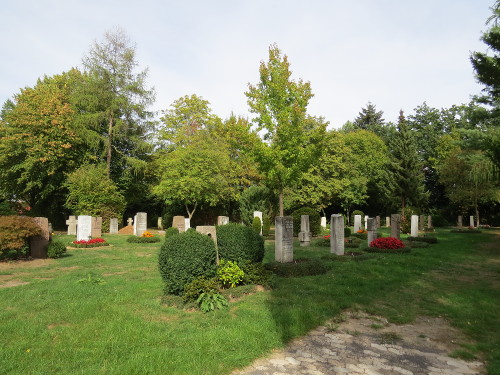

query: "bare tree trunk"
(106, 116), (113, 177)
(186, 202), (197, 220)
(279, 190), (284, 217)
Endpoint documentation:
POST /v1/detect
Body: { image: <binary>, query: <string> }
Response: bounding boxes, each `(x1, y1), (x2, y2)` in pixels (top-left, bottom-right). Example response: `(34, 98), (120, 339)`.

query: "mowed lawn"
(0, 229), (498, 375)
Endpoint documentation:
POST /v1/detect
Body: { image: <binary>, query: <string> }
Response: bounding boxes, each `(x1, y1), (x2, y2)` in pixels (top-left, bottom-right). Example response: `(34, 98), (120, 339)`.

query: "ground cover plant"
(0, 229), (498, 374)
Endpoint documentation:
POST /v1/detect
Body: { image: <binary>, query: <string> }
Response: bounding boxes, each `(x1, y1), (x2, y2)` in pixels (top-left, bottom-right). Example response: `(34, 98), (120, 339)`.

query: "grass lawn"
(0, 228), (498, 374)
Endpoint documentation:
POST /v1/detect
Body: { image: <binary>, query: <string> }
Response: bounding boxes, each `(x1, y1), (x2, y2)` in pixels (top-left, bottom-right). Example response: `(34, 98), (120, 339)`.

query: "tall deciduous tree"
(245, 44), (325, 215)
(80, 27), (155, 177)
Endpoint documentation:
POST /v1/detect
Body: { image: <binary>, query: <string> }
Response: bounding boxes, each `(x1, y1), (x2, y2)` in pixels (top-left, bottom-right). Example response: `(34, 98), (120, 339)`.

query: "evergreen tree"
(390, 110), (428, 210)
(354, 102), (385, 131)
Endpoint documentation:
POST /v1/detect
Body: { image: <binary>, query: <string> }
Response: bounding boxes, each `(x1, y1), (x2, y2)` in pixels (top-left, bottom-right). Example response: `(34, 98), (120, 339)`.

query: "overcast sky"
(1, 0), (494, 128)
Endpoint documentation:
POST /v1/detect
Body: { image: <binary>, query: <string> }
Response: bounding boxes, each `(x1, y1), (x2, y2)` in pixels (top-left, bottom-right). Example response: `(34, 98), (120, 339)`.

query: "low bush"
(47, 241), (67, 258)
(313, 236), (330, 247)
(292, 208), (321, 236)
(262, 216), (271, 236)
(159, 231), (217, 295)
(197, 291), (228, 313)
(217, 259), (244, 288)
(351, 232), (367, 240)
(165, 227), (180, 238)
(238, 261), (272, 286)
(126, 236), (161, 243)
(0, 216), (43, 257)
(264, 259), (330, 277)
(183, 277), (220, 303)
(344, 227), (351, 237)
(406, 236), (438, 244)
(252, 216), (262, 234)
(365, 247), (410, 254)
(216, 223), (265, 263)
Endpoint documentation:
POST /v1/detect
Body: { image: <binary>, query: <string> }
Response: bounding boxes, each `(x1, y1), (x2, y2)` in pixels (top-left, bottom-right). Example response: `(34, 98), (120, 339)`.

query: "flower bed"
(365, 237), (409, 253)
(72, 238), (110, 248)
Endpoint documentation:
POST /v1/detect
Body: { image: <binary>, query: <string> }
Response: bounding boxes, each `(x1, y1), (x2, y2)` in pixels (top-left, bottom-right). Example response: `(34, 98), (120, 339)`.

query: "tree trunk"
(106, 115), (113, 177)
(186, 202), (197, 220)
(475, 205), (480, 228)
(279, 189), (284, 217)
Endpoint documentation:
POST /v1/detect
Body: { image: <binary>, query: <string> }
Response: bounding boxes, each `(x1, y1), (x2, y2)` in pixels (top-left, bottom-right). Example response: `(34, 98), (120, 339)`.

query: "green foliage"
(77, 273), (106, 285)
(165, 227), (179, 238)
(216, 223), (265, 263)
(183, 277), (220, 303)
(47, 240), (67, 258)
(262, 216), (271, 236)
(264, 259), (330, 277)
(365, 247), (411, 254)
(159, 231), (217, 295)
(344, 227), (351, 237)
(432, 214), (449, 227)
(252, 216), (262, 234)
(238, 261), (272, 286)
(292, 207), (321, 236)
(351, 232), (367, 240)
(0, 201), (15, 215)
(196, 291), (229, 313)
(64, 164), (125, 232)
(0, 216), (42, 255)
(406, 236), (438, 244)
(126, 236), (160, 243)
(217, 259), (244, 288)
(400, 207), (417, 234)
(239, 186), (273, 226)
(404, 241), (430, 248)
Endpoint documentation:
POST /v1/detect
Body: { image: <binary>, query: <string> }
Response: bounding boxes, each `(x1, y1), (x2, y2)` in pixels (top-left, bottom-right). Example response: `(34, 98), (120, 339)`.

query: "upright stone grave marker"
(457, 215), (463, 227)
(364, 216), (368, 230)
(48, 222), (53, 235)
(185, 218), (190, 230)
(375, 216), (381, 229)
(411, 215), (419, 237)
(253, 211), (263, 235)
(275, 216), (293, 263)
(470, 216), (475, 228)
(354, 215), (362, 233)
(91, 217), (102, 238)
(298, 215), (311, 247)
(66, 215), (78, 235)
(134, 212), (147, 237)
(386, 216), (390, 227)
(427, 215), (433, 230)
(320, 216), (327, 229)
(109, 218), (118, 234)
(77, 215), (92, 241)
(157, 217), (163, 230)
(367, 217), (377, 246)
(390, 214), (400, 239)
(217, 216), (229, 225)
(127, 217), (133, 227)
(419, 215), (425, 231)
(172, 216), (186, 233)
(330, 214), (344, 255)
(29, 217), (49, 258)
(196, 226), (217, 245)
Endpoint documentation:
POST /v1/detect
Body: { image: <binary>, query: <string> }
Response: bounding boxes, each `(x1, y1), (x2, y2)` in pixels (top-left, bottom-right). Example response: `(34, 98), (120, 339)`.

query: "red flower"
(369, 237), (405, 249)
(72, 238), (106, 245)
(323, 235), (331, 239)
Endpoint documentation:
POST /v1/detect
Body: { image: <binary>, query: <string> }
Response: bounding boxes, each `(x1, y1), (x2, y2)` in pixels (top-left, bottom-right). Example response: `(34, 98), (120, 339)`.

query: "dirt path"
(231, 311), (485, 375)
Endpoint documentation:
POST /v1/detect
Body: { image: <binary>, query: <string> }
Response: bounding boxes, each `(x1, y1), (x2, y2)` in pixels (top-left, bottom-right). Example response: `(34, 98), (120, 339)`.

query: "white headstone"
(66, 215), (77, 235)
(354, 215), (362, 233)
(457, 215), (463, 227)
(330, 214), (344, 255)
(185, 217), (190, 230)
(134, 212), (147, 236)
(127, 217), (133, 226)
(386, 216), (390, 227)
(364, 216), (368, 230)
(470, 216), (474, 227)
(411, 215), (419, 237)
(110, 218), (119, 234)
(157, 217), (163, 230)
(320, 216), (327, 228)
(77, 215), (92, 241)
(217, 216), (229, 225)
(253, 211), (263, 235)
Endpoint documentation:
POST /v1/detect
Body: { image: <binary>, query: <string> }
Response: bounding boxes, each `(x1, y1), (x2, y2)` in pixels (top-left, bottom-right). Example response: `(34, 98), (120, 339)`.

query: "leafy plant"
(47, 240), (67, 258)
(78, 273), (106, 285)
(238, 261), (272, 286)
(183, 277), (220, 303)
(0, 216), (43, 256)
(165, 226), (179, 238)
(252, 216), (262, 234)
(217, 259), (244, 288)
(196, 291), (229, 313)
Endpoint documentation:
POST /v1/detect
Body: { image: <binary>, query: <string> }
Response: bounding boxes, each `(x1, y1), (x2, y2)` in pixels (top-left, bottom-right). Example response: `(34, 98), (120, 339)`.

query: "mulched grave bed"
(364, 247), (411, 254)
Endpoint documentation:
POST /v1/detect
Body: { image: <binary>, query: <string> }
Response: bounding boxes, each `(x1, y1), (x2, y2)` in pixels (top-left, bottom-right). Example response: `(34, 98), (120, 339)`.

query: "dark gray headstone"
(275, 216), (293, 263)
(390, 214), (400, 239)
(330, 214), (344, 255)
(298, 215), (311, 247)
(367, 217), (378, 245)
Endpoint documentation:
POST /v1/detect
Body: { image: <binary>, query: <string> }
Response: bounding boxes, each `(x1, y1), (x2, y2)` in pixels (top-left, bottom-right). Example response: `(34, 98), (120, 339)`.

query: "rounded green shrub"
(165, 227), (179, 238)
(344, 227), (351, 237)
(238, 260), (272, 286)
(292, 208), (321, 236)
(262, 216), (271, 236)
(159, 231), (217, 295)
(216, 223), (265, 263)
(183, 276), (220, 303)
(47, 240), (67, 258)
(252, 216), (262, 234)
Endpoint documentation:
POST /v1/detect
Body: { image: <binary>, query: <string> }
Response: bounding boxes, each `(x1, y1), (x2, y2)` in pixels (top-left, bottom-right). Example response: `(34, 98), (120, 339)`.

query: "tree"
(0, 70), (89, 217)
(80, 27), (155, 177)
(390, 110), (428, 210)
(245, 44), (325, 215)
(354, 102), (385, 131)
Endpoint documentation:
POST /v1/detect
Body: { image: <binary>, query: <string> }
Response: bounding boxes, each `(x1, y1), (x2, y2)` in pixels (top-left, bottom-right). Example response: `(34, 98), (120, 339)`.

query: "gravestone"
(367, 217), (377, 245)
(66, 215), (77, 235)
(298, 215), (311, 247)
(253, 211), (263, 235)
(196, 226), (217, 246)
(91, 217), (102, 238)
(354, 215), (362, 233)
(390, 214), (401, 239)
(470, 216), (474, 228)
(427, 215), (433, 229)
(375, 216), (381, 229)
(457, 215), (463, 227)
(364, 216), (368, 230)
(411, 215), (419, 237)
(134, 212), (147, 237)
(48, 222), (53, 235)
(217, 216), (229, 225)
(157, 217), (163, 230)
(320, 216), (327, 229)
(29, 217), (49, 258)
(127, 217), (133, 227)
(386, 216), (390, 227)
(109, 218), (118, 234)
(77, 215), (92, 241)
(419, 215), (425, 231)
(275, 216), (293, 263)
(330, 214), (344, 256)
(172, 216), (186, 233)
(185, 218), (190, 230)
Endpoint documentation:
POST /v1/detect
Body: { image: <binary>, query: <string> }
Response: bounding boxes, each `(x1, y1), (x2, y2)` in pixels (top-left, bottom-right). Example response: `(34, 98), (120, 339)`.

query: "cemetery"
(0, 3), (499, 374)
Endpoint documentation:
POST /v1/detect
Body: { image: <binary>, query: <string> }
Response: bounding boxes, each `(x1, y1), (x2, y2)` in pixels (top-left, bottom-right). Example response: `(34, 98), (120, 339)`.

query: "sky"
(1, 0), (494, 128)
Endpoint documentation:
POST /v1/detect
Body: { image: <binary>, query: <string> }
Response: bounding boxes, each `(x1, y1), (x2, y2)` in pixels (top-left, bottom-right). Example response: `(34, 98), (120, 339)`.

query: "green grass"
(0, 229), (499, 374)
